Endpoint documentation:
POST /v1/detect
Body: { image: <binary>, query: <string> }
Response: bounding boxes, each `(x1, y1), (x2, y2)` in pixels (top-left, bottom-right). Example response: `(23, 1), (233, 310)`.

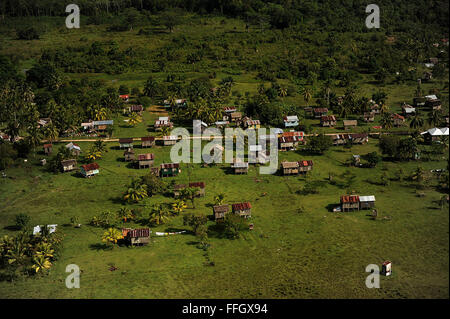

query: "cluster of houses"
(413, 95), (442, 110)
(213, 202), (252, 221)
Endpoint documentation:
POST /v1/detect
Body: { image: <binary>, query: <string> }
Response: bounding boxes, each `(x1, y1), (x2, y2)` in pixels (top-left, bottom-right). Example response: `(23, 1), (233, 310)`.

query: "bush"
(17, 27), (40, 40)
(15, 213), (30, 230)
(223, 214), (248, 239)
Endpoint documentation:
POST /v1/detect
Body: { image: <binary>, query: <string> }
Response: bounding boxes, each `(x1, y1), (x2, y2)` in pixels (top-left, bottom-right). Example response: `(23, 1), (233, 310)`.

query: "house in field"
(154, 117), (173, 131)
(243, 118), (261, 129)
(189, 182), (206, 197)
(230, 112), (242, 122)
(119, 138), (134, 149)
(320, 115), (337, 127)
(359, 195), (376, 210)
(343, 120), (358, 130)
(124, 148), (135, 162)
(210, 143), (224, 161)
(122, 228), (150, 246)
(162, 135), (178, 146)
(425, 97), (442, 110)
(66, 142), (81, 156)
(298, 160), (313, 173)
(340, 195), (360, 212)
(332, 133), (368, 146)
(281, 161), (299, 175)
(61, 159), (77, 172)
(141, 136), (155, 148)
(232, 202), (252, 218)
(138, 153), (154, 169)
(213, 205), (229, 221)
(43, 144), (53, 155)
(363, 112), (375, 122)
(401, 104), (416, 117)
(159, 163), (180, 177)
(37, 118), (52, 129)
(284, 115), (299, 128)
(392, 113), (405, 127)
(127, 104), (144, 115)
(232, 161), (249, 174)
(313, 108), (328, 118)
(80, 163), (100, 178)
(278, 135), (300, 151)
(420, 127), (449, 143)
(119, 95), (129, 102)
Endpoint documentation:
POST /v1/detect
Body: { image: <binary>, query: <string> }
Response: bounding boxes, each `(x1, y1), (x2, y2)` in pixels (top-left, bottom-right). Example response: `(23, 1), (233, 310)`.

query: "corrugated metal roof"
(82, 163), (99, 171)
(160, 163), (180, 169)
(359, 195), (376, 202)
(281, 161), (299, 168)
(213, 205), (229, 213)
(314, 108), (328, 113)
(340, 195), (359, 203)
(189, 182), (205, 189)
(298, 160), (313, 167)
(141, 136), (155, 141)
(138, 153), (154, 161)
(232, 202), (252, 211)
(119, 138), (133, 143)
(128, 228), (150, 238)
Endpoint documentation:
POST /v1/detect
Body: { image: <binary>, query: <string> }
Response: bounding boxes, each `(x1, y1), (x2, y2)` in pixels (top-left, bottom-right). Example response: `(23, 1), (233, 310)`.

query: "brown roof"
(173, 184), (187, 190)
(141, 136), (155, 142)
(138, 153), (154, 161)
(232, 202), (252, 211)
(343, 120), (358, 126)
(279, 136), (300, 143)
(213, 205), (229, 213)
(281, 161), (299, 168)
(130, 105), (143, 111)
(61, 159), (77, 166)
(128, 228), (150, 238)
(119, 138), (133, 143)
(314, 108), (328, 113)
(231, 112), (242, 118)
(340, 195), (359, 203)
(189, 182), (205, 189)
(160, 163), (180, 169)
(43, 144), (52, 148)
(321, 115), (337, 121)
(81, 163), (99, 171)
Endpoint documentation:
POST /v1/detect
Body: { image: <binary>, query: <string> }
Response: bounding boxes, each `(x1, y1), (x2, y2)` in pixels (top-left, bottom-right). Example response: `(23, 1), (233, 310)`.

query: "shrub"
(15, 213), (30, 230)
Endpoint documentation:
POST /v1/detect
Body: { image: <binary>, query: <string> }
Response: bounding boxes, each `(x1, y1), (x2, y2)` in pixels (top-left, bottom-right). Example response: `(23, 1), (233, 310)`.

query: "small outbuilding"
(162, 135), (178, 146)
(298, 160), (313, 173)
(124, 148), (135, 162)
(232, 161), (249, 174)
(80, 163), (100, 178)
(43, 144), (53, 155)
(281, 161), (299, 175)
(213, 205), (229, 221)
(138, 153), (155, 169)
(160, 163), (180, 177)
(232, 202), (252, 218)
(284, 115), (299, 128)
(343, 120), (358, 130)
(61, 159), (77, 172)
(340, 195), (360, 212)
(122, 228), (150, 246)
(141, 136), (155, 148)
(320, 115), (337, 127)
(119, 138), (133, 149)
(359, 195), (376, 210)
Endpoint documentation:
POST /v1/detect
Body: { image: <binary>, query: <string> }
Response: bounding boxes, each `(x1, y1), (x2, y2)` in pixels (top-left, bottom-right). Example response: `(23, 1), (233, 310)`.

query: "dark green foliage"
(363, 152), (382, 168)
(14, 214), (30, 230)
(222, 214), (248, 239)
(307, 134), (333, 154)
(16, 27), (40, 40)
(0, 142), (18, 170)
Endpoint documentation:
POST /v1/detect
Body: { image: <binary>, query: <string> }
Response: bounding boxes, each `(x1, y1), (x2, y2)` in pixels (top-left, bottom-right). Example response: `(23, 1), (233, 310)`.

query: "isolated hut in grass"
(359, 196), (376, 210)
(80, 163), (100, 178)
(298, 160), (313, 173)
(189, 182), (205, 197)
(128, 104), (143, 115)
(213, 205), (229, 221)
(232, 202), (252, 218)
(61, 159), (77, 172)
(343, 120), (358, 130)
(122, 228), (150, 246)
(141, 136), (155, 148)
(340, 195), (360, 212)
(230, 112), (242, 122)
(281, 161), (299, 175)
(320, 115), (337, 127)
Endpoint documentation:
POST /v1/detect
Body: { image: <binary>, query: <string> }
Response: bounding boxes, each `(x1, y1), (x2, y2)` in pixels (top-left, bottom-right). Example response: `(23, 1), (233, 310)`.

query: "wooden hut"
(122, 228), (150, 246)
(340, 195), (360, 212)
(320, 115), (337, 127)
(189, 182), (205, 197)
(298, 160), (313, 173)
(392, 114), (405, 127)
(232, 161), (249, 174)
(343, 120), (358, 130)
(154, 117), (173, 131)
(243, 118), (261, 130)
(213, 205), (229, 221)
(138, 153), (154, 169)
(281, 161), (299, 175)
(141, 136), (155, 148)
(124, 148), (135, 162)
(128, 104), (143, 115)
(162, 135), (178, 146)
(232, 202), (252, 218)
(230, 112), (242, 122)
(61, 159), (77, 172)
(160, 163), (180, 177)
(278, 135), (300, 151)
(119, 138), (133, 149)
(80, 163), (100, 178)
(43, 144), (53, 155)
(284, 116), (299, 128)
(359, 195), (376, 210)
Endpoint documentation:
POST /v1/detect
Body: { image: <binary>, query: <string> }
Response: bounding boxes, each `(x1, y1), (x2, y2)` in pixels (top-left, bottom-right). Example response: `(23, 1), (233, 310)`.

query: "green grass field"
(0, 15), (448, 299)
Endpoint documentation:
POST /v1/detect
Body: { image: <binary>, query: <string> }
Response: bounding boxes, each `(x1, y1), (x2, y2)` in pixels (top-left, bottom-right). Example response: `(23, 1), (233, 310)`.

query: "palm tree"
(149, 204), (171, 225)
(172, 200), (187, 215)
(93, 140), (107, 153)
(35, 242), (54, 259)
(379, 103), (389, 114)
(26, 126), (43, 157)
(123, 179), (148, 203)
(84, 149), (102, 162)
(428, 109), (442, 126)
(102, 228), (123, 247)
(43, 123), (59, 143)
(144, 77), (158, 97)
(94, 107), (108, 121)
(127, 113), (142, 127)
(278, 87), (288, 98)
(301, 87), (313, 106)
(214, 193), (225, 205)
(158, 126), (171, 137)
(380, 113), (393, 129)
(410, 115), (424, 129)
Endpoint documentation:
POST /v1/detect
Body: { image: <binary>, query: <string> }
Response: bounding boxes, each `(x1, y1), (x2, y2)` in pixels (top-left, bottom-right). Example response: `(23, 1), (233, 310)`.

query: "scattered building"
(80, 163), (100, 178)
(122, 228), (150, 246)
(213, 205), (229, 221)
(124, 148), (135, 162)
(243, 118), (261, 130)
(61, 159), (77, 172)
(343, 120), (358, 130)
(392, 113), (405, 127)
(278, 135), (300, 151)
(119, 138), (134, 149)
(232, 202), (252, 218)
(127, 104), (144, 115)
(313, 108), (328, 118)
(159, 163), (180, 177)
(281, 161), (299, 175)
(66, 142), (81, 156)
(420, 127), (449, 143)
(138, 153), (155, 169)
(298, 160), (313, 173)
(154, 117), (173, 131)
(401, 104), (416, 117)
(230, 112), (242, 122)
(340, 195), (360, 212)
(119, 95), (129, 102)
(332, 133), (368, 146)
(359, 195), (376, 210)
(284, 115), (299, 128)
(321, 115), (337, 127)
(189, 182), (206, 197)
(162, 135), (178, 146)
(164, 98), (187, 109)
(141, 136), (155, 148)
